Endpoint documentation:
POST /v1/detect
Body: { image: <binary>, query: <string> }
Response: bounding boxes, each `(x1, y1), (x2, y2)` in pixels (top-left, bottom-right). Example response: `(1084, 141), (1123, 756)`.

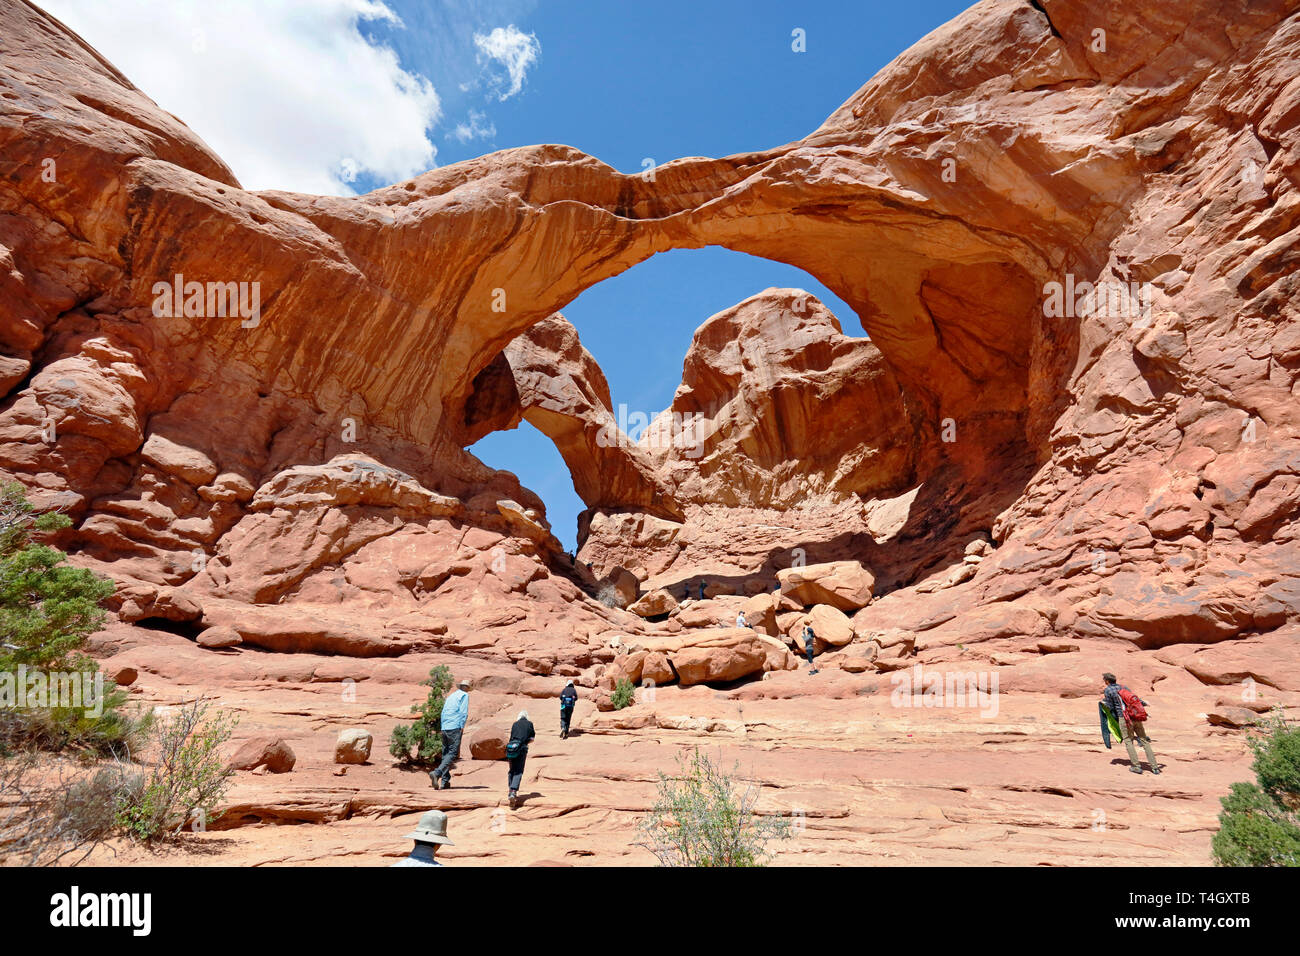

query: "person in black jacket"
(559, 679), (578, 739)
(506, 709), (536, 808)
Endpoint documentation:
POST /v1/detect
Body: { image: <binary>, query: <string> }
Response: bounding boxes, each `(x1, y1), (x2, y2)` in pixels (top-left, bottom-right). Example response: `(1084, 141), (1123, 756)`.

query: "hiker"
(431, 678), (471, 790)
(506, 709), (536, 808)
(802, 623), (819, 674)
(699, 580), (706, 601)
(1101, 673), (1161, 775)
(391, 809), (454, 867)
(736, 610), (749, 629)
(559, 679), (578, 739)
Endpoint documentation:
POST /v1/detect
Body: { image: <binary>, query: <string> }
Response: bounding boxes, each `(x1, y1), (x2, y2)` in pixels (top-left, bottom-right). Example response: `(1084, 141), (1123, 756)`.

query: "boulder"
(778, 561), (875, 611)
(334, 728), (372, 764)
(837, 641), (880, 673)
(467, 718), (515, 760)
(229, 736), (296, 773)
(597, 566), (640, 608)
(628, 588), (679, 618)
(642, 651), (675, 685)
(197, 625), (242, 649)
(670, 634), (768, 685)
(740, 591), (781, 636)
(803, 604), (855, 647)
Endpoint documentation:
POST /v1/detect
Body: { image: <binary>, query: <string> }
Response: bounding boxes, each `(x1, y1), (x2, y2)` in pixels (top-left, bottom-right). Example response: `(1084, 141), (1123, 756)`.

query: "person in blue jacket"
(431, 678), (470, 790)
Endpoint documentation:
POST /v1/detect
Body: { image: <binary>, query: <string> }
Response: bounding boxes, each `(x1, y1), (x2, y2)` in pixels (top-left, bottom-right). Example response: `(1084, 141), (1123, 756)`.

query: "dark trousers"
(435, 728), (462, 782)
(805, 642), (816, 666)
(560, 704), (574, 733)
(507, 750), (528, 792)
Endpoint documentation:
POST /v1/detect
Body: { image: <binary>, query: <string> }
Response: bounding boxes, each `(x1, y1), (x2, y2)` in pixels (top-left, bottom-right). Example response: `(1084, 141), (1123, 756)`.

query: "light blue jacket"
(441, 689), (469, 731)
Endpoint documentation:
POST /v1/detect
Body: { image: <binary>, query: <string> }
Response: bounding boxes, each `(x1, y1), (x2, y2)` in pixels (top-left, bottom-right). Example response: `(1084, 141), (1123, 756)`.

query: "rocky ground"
(78, 619), (1286, 867)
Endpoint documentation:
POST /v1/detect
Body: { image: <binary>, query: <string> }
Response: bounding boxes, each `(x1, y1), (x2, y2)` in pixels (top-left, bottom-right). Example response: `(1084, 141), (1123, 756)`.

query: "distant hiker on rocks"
(803, 624), (819, 675)
(391, 809), (454, 867)
(699, 581), (706, 600)
(431, 678), (471, 790)
(1101, 673), (1161, 775)
(559, 679), (578, 739)
(506, 709), (536, 808)
(736, 610), (749, 629)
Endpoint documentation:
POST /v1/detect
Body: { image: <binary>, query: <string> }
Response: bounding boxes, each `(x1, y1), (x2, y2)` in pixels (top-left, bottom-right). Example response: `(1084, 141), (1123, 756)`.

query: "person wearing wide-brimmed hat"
(391, 809), (455, 867)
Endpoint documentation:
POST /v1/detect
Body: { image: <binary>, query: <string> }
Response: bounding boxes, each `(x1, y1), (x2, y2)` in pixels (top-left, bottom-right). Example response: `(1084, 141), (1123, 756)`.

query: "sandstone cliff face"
(2, 0), (1300, 865)
(1, 0), (1296, 670)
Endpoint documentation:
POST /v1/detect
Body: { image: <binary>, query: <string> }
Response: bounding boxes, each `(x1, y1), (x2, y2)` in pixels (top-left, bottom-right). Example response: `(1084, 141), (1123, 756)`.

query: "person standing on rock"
(559, 679), (578, 739)
(803, 624), (819, 675)
(506, 709), (536, 808)
(431, 678), (471, 790)
(391, 809), (455, 867)
(1102, 673), (1161, 775)
(736, 610), (749, 629)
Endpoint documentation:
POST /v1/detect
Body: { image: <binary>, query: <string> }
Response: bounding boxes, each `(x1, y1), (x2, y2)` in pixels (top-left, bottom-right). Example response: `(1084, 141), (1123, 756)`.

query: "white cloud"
(449, 109), (497, 143)
(473, 24), (540, 101)
(42, 0), (440, 196)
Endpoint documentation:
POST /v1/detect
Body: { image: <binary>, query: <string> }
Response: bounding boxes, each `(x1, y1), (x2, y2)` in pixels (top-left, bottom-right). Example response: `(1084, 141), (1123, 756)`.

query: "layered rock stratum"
(2, 0), (1299, 865)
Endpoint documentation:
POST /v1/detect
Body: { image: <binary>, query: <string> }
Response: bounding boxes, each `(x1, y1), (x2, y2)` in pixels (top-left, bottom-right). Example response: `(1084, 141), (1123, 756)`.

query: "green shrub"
(0, 482), (115, 672)
(0, 482), (140, 757)
(611, 677), (635, 710)
(0, 683), (151, 759)
(115, 698), (237, 841)
(1212, 713), (1300, 867)
(389, 665), (454, 767)
(637, 747), (791, 866)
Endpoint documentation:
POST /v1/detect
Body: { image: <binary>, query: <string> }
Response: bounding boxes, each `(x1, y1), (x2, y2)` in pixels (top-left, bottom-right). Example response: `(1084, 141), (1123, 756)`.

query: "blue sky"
(45, 0), (972, 550)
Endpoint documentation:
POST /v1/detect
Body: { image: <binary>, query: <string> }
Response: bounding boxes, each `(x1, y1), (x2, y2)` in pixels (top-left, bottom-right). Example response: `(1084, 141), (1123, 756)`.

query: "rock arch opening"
(462, 247), (884, 551)
(458, 233), (1048, 594)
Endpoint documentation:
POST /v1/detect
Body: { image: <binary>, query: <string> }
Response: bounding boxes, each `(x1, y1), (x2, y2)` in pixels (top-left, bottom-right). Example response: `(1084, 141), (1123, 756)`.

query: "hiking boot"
(1129, 765), (1144, 774)
(429, 772), (440, 790)
(508, 791), (518, 809)
(1151, 766), (1162, 775)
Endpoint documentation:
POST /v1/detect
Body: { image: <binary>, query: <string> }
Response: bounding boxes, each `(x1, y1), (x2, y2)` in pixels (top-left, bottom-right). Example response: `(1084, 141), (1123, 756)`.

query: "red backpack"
(1118, 687), (1148, 722)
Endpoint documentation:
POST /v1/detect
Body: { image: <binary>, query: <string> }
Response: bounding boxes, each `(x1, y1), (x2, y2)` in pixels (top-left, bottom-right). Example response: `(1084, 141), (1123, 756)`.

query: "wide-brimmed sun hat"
(404, 809), (455, 845)
(458, 679), (471, 689)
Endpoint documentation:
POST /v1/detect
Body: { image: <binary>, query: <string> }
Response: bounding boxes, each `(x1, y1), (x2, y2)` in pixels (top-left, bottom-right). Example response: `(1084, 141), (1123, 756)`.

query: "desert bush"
(389, 664), (454, 767)
(1213, 713), (1300, 867)
(637, 747), (790, 866)
(0, 750), (138, 865)
(0, 482), (115, 671)
(595, 585), (623, 609)
(611, 677), (635, 710)
(0, 482), (141, 756)
(0, 684), (150, 759)
(115, 697), (237, 841)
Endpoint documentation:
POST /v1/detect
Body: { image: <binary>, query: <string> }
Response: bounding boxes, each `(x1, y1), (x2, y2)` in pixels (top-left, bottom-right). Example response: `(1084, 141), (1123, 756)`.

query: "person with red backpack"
(1101, 673), (1162, 775)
